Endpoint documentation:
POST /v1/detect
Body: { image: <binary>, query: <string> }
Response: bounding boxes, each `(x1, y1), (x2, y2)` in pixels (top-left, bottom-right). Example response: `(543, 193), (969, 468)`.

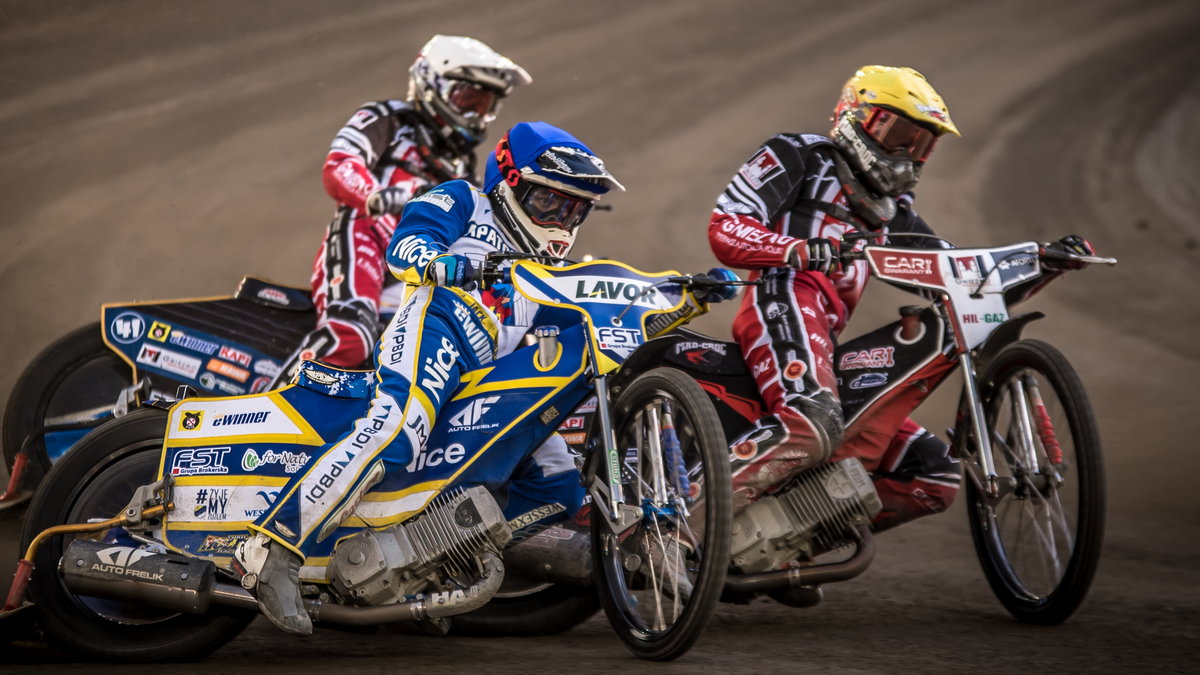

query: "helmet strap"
(830, 150), (896, 231)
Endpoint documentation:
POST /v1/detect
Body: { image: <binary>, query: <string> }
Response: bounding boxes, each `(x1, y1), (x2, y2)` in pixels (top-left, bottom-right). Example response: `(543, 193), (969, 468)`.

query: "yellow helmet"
(831, 66), (958, 196)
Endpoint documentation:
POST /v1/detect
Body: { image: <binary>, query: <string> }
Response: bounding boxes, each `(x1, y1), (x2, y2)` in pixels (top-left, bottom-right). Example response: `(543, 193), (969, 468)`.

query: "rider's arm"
(707, 135), (807, 270)
(321, 101), (403, 212)
(384, 180), (475, 284)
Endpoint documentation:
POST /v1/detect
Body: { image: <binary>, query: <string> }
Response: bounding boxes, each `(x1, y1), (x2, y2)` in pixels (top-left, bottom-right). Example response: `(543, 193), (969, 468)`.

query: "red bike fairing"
(708, 133), (958, 520)
(277, 101), (475, 383)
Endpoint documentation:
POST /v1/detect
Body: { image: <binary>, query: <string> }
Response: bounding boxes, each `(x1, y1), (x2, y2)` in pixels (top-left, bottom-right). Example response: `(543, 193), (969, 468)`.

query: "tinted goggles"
(519, 183), (593, 232)
(443, 81), (500, 117)
(864, 107), (938, 161)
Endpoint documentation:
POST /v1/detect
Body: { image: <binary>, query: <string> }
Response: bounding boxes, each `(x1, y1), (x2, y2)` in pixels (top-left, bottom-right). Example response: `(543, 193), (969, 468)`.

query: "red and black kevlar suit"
(708, 133), (960, 531)
(274, 100), (476, 386)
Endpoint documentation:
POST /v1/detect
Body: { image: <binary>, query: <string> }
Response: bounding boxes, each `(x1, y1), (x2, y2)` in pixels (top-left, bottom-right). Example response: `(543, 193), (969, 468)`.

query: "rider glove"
(786, 238), (841, 275)
(1041, 234), (1095, 271)
(425, 254), (476, 289)
(366, 186), (410, 217)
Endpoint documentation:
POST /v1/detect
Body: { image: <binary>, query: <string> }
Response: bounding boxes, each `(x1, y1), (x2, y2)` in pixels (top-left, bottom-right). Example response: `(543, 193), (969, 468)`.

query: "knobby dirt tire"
(21, 408), (254, 661)
(966, 339), (1105, 625)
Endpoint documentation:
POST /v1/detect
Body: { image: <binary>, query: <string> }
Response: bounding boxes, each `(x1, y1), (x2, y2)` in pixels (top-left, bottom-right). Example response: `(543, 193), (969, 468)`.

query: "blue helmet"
(484, 121), (623, 257)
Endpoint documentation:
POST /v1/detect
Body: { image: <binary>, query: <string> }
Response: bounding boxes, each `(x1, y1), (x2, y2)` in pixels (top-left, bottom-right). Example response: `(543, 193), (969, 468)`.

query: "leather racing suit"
(273, 100), (476, 388)
(252, 180), (584, 570)
(708, 132), (961, 531)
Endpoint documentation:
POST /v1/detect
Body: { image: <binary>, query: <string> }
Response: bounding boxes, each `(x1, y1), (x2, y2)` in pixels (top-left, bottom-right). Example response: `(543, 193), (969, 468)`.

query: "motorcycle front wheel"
(592, 368), (731, 661)
(21, 408), (255, 661)
(965, 339), (1105, 624)
(3, 323), (133, 481)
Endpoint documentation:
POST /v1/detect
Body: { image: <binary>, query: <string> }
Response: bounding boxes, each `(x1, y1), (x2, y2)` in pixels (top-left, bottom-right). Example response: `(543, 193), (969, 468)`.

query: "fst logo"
(170, 446), (231, 476)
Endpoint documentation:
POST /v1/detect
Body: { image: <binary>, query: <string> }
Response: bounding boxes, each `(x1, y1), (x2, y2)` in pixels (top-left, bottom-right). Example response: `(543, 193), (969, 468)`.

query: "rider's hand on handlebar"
(366, 186), (409, 217)
(787, 238), (840, 275)
(1041, 234), (1095, 271)
(425, 254), (476, 288)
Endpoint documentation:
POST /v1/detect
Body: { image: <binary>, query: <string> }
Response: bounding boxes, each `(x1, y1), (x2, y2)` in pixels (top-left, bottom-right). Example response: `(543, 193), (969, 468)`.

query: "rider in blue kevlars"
(234, 121), (623, 635)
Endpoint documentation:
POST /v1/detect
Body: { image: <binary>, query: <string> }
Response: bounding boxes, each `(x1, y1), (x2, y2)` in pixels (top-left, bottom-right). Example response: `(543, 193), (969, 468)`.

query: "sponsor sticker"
(241, 448), (309, 474)
(137, 345), (202, 379)
(412, 191), (455, 212)
(208, 359), (250, 383)
(179, 411), (203, 431)
(257, 288), (289, 305)
(170, 446), (231, 476)
(168, 330), (220, 355)
(109, 312), (146, 344)
(849, 372), (889, 390)
(219, 345), (253, 367)
(148, 321), (172, 342)
(739, 146), (785, 189)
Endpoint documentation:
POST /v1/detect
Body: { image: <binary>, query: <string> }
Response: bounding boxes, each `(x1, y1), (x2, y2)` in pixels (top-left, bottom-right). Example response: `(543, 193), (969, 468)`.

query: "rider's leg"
(869, 418), (961, 532)
(729, 270), (843, 511)
(500, 433), (586, 543)
(239, 287), (494, 634)
(271, 210), (387, 387)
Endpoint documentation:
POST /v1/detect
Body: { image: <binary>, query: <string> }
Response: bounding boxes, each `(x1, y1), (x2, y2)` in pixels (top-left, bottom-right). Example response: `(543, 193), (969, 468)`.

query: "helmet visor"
(864, 108), (938, 161)
(519, 184), (593, 232)
(442, 80), (501, 118)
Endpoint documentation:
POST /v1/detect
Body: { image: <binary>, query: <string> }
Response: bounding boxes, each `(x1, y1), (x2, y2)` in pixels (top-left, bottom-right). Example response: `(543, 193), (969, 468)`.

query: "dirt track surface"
(1, 0), (1198, 671)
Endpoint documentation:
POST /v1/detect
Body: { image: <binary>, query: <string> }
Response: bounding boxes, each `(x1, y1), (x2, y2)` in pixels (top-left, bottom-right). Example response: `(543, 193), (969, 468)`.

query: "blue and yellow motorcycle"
(5, 254), (744, 662)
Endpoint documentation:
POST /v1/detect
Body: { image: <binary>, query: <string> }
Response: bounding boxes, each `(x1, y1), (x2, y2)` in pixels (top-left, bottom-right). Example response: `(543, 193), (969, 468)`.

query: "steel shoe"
(234, 533), (312, 636)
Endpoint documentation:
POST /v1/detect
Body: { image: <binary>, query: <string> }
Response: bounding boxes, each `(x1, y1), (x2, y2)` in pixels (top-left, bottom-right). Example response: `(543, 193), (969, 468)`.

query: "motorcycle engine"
(327, 486), (512, 605)
(729, 458), (882, 573)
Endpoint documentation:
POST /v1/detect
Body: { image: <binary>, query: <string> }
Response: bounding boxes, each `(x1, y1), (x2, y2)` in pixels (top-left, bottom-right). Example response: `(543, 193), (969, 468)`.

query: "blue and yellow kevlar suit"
(249, 180), (584, 562)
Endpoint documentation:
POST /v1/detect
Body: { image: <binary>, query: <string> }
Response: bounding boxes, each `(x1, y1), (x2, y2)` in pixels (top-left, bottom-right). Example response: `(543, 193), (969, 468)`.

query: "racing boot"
(641, 534), (694, 601)
(234, 533), (312, 636)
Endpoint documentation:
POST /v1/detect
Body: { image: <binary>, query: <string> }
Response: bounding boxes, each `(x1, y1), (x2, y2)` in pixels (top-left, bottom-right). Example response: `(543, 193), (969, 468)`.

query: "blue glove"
(696, 267), (741, 303)
(425, 254), (476, 288)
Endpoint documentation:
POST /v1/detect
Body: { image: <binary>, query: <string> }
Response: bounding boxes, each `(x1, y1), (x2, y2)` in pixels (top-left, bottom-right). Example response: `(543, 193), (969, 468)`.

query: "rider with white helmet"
(271, 35), (530, 389)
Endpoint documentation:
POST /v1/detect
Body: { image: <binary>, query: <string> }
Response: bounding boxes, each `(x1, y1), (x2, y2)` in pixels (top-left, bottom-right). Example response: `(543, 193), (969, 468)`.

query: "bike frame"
(856, 242), (1115, 498)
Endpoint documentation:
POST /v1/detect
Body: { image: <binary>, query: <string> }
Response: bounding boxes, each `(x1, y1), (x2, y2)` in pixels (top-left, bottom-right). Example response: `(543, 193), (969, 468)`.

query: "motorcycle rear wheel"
(21, 408), (254, 661)
(592, 368), (731, 661)
(3, 323), (132, 481)
(965, 339), (1105, 624)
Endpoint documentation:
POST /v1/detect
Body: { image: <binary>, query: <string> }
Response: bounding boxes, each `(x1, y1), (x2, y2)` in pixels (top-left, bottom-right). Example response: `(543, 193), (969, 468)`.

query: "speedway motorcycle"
(0, 276), (597, 636)
(3, 255), (745, 661)
(599, 234), (1115, 626)
(1, 276), (315, 502)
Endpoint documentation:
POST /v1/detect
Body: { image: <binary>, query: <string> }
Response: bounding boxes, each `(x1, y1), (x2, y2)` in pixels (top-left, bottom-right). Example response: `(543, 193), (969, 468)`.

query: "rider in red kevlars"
(709, 66), (947, 531)
(709, 65), (1097, 533)
(270, 35), (531, 388)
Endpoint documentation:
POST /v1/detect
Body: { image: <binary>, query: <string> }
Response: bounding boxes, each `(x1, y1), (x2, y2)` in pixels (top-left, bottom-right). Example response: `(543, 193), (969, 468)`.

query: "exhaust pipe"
(723, 528), (876, 594)
(61, 540), (216, 614)
(502, 524), (593, 585)
(61, 540), (506, 625)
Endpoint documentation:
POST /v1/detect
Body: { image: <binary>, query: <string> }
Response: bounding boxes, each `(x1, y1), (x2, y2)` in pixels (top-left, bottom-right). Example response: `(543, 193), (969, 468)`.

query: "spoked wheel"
(21, 408), (254, 661)
(592, 368), (731, 660)
(3, 323), (135, 481)
(965, 339), (1105, 624)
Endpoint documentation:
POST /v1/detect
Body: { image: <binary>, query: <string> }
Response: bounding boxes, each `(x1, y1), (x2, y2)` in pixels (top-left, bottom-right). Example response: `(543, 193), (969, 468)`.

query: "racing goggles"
(863, 107), (938, 161)
(442, 80), (501, 118)
(518, 183), (594, 232)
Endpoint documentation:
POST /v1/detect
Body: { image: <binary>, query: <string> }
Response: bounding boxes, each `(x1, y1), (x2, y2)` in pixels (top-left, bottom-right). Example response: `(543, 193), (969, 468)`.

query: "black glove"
(366, 186), (410, 217)
(787, 238), (840, 275)
(1041, 234), (1095, 271)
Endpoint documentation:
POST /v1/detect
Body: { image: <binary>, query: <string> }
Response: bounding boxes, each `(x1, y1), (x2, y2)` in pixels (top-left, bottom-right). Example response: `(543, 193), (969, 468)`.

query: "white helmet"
(408, 35), (532, 152)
